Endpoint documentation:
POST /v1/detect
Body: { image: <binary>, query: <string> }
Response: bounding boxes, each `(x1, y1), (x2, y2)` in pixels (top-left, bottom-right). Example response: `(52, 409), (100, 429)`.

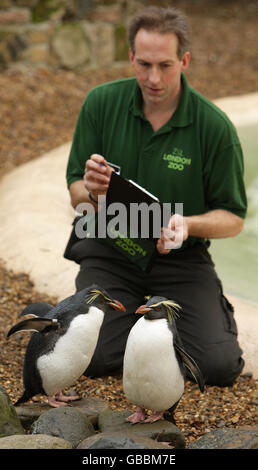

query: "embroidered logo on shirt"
(163, 148), (191, 171)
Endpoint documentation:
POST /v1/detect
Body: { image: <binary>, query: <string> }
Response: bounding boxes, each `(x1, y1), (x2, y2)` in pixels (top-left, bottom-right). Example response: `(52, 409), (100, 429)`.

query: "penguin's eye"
(155, 307), (161, 311)
(100, 298), (105, 303)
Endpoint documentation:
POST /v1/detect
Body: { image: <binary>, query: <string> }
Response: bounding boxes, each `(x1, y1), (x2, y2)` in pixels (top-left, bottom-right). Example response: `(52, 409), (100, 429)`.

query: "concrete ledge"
(214, 92), (258, 127)
(0, 143), (77, 300)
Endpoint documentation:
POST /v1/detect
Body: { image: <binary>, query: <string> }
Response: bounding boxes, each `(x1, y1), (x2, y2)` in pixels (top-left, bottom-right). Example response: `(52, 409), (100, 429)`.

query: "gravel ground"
(0, 0), (257, 445)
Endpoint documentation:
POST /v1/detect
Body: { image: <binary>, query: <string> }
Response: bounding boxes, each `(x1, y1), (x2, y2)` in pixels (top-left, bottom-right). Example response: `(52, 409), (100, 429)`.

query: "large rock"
(78, 431), (172, 450)
(188, 426), (258, 449)
(0, 434), (72, 449)
(30, 406), (95, 447)
(83, 22), (114, 67)
(16, 396), (109, 429)
(98, 409), (185, 449)
(52, 23), (90, 69)
(0, 386), (24, 437)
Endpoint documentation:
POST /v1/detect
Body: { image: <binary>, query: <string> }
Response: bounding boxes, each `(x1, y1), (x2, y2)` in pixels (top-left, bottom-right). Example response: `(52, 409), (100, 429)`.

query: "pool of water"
(209, 123), (258, 304)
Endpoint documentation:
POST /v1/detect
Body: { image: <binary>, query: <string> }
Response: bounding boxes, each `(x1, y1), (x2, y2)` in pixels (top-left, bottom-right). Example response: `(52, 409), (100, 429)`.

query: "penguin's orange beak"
(108, 300), (126, 312)
(135, 305), (151, 314)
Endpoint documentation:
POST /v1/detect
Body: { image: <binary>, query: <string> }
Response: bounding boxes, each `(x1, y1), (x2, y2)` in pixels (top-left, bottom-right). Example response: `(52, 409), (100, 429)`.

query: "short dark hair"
(128, 6), (190, 59)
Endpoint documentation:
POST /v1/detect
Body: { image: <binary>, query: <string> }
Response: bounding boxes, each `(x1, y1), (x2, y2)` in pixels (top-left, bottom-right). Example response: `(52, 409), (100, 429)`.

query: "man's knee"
(200, 341), (244, 386)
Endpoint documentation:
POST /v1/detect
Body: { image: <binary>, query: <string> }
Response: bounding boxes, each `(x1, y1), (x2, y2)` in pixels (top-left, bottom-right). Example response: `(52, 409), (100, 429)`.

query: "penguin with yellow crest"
(123, 296), (204, 424)
(7, 285), (125, 407)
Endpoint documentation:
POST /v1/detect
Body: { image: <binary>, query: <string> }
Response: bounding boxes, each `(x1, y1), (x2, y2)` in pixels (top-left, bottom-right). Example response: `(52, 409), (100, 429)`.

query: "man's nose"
(148, 66), (161, 85)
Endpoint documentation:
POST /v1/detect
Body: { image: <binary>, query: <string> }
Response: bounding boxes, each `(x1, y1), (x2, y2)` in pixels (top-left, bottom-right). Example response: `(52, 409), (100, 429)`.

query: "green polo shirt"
(66, 74), (247, 248)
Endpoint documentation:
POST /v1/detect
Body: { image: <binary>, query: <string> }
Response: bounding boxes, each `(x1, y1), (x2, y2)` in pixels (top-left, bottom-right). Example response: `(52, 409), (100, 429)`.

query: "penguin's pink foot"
(56, 391), (80, 402)
(48, 396), (67, 407)
(144, 411), (164, 423)
(48, 391), (80, 407)
(126, 407), (146, 424)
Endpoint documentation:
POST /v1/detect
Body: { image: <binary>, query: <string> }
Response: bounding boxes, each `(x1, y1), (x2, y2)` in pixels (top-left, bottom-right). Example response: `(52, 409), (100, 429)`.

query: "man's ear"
(129, 48), (135, 65)
(181, 51), (190, 72)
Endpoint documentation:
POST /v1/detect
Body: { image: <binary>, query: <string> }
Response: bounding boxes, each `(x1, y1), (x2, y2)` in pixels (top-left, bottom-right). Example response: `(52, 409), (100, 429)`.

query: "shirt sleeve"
(203, 124), (247, 219)
(66, 90), (102, 188)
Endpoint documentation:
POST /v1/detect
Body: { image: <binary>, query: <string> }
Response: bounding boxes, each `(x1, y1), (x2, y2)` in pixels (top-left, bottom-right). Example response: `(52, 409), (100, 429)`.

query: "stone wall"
(0, 0), (143, 70)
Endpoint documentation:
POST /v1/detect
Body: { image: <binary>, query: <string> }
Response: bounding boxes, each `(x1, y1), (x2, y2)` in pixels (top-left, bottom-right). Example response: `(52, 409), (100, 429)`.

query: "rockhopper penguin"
(123, 296), (204, 424)
(7, 285), (125, 407)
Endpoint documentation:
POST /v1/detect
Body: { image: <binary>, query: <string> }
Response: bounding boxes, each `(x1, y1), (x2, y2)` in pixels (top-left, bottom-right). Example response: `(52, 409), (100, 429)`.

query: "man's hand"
(84, 154), (113, 200)
(157, 214), (188, 254)
(68, 154), (114, 208)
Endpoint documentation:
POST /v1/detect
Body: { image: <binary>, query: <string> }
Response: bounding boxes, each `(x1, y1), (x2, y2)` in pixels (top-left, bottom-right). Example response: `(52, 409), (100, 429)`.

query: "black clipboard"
(64, 173), (165, 271)
(97, 172), (161, 270)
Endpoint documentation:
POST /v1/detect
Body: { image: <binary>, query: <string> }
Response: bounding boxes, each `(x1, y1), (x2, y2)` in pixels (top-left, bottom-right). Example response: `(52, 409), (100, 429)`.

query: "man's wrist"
(88, 191), (98, 204)
(183, 216), (191, 238)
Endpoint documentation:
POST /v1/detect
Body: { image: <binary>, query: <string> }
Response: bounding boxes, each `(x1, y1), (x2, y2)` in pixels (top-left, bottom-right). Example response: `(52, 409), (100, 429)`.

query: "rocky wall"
(0, 0), (142, 70)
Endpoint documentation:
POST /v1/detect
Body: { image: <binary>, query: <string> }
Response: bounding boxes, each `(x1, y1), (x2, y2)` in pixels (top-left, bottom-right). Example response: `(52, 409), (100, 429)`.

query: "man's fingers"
(90, 153), (107, 165)
(84, 155), (111, 194)
(86, 158), (108, 175)
(85, 168), (110, 185)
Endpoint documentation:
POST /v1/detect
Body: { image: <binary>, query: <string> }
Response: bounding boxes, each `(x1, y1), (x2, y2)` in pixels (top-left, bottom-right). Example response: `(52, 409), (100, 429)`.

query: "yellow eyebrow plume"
(86, 289), (110, 304)
(150, 300), (181, 323)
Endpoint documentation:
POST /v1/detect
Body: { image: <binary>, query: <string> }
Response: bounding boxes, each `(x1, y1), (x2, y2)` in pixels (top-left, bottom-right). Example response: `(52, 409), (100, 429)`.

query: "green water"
(209, 123), (258, 304)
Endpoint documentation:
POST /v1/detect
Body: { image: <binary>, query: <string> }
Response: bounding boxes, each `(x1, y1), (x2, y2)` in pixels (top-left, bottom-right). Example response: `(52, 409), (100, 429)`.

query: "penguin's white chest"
(123, 317), (184, 411)
(37, 307), (104, 396)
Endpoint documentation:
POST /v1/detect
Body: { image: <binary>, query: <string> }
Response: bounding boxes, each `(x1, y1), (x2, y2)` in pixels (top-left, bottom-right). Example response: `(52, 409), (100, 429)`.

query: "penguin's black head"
(85, 285), (126, 313)
(135, 296), (181, 325)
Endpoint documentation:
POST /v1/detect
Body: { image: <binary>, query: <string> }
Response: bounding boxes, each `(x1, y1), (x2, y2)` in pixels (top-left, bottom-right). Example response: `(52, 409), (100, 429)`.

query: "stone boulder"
(0, 386), (24, 437)
(98, 409), (185, 449)
(188, 426), (258, 449)
(78, 431), (172, 449)
(0, 434), (72, 449)
(52, 23), (90, 69)
(30, 406), (95, 447)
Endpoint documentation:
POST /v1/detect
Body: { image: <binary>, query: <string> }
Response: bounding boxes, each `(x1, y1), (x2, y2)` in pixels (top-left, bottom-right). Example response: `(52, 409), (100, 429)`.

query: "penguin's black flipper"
(18, 302), (54, 318)
(7, 317), (60, 338)
(174, 343), (205, 392)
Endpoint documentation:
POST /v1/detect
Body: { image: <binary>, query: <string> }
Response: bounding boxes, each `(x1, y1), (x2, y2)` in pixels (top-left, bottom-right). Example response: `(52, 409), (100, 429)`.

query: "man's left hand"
(156, 214), (189, 254)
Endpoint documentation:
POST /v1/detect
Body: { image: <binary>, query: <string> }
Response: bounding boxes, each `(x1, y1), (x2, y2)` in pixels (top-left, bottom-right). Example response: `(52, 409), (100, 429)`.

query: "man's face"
(129, 29), (190, 108)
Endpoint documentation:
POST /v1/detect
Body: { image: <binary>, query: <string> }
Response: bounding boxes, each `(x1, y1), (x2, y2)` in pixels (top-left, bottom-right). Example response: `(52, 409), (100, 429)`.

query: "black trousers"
(75, 239), (244, 386)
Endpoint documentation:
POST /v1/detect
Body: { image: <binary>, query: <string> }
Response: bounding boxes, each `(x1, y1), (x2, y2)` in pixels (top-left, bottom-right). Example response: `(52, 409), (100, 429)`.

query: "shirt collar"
(129, 73), (193, 130)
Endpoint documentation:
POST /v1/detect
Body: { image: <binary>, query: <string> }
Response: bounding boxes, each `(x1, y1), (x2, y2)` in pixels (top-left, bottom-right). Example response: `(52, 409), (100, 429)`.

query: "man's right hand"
(84, 154), (113, 200)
